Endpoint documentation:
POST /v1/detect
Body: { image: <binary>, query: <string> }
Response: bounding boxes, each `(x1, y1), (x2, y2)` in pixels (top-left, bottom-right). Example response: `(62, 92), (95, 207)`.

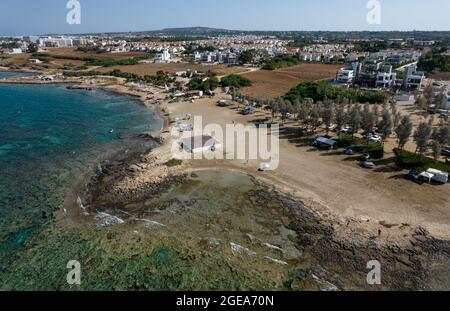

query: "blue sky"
(0, 0), (449, 36)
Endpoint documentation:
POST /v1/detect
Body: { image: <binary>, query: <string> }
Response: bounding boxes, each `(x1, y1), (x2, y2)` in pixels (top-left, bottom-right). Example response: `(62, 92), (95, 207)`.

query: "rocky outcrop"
(85, 150), (187, 211)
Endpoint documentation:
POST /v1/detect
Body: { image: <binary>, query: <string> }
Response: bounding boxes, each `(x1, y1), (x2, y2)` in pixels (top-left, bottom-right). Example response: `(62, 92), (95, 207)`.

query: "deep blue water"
(0, 83), (162, 250)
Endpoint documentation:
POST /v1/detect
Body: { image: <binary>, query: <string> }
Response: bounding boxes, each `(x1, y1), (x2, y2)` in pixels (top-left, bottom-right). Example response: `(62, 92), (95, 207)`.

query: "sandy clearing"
(164, 93), (450, 239)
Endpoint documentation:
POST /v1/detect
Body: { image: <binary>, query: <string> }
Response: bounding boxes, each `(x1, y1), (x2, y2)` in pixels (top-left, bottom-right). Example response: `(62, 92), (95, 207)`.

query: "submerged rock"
(265, 256), (288, 266)
(95, 212), (125, 227)
(230, 242), (257, 256)
(140, 219), (166, 230)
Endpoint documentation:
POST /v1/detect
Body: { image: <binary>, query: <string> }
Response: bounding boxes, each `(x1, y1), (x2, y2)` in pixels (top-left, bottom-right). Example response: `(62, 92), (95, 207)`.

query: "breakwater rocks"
(66, 85), (95, 91)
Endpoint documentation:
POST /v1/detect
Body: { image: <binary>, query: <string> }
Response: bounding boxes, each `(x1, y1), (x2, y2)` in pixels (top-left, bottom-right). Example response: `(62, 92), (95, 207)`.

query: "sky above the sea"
(0, 0), (449, 36)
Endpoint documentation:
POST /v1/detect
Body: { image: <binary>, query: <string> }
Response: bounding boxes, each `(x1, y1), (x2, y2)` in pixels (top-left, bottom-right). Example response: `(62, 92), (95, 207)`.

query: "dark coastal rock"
(244, 184), (450, 290)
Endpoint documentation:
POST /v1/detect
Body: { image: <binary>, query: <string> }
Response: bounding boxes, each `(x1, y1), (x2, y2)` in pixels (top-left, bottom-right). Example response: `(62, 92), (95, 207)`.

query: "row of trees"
(268, 97), (399, 138)
(414, 84), (449, 114)
(413, 119), (450, 160)
(285, 81), (389, 104)
(262, 96), (449, 160)
(188, 74), (252, 92)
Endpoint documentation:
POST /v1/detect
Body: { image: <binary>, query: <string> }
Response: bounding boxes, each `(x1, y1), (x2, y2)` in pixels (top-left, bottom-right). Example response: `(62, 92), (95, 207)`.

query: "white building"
(336, 68), (355, 83)
(444, 96), (450, 110)
(38, 37), (73, 48)
(29, 58), (43, 64)
(375, 65), (396, 88)
(403, 65), (425, 90)
(7, 48), (23, 54)
(180, 135), (221, 154)
(155, 50), (171, 62)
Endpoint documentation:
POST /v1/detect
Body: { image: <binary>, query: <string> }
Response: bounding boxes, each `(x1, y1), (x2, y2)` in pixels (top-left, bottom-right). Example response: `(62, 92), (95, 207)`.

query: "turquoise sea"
(0, 71), (37, 78)
(0, 83), (162, 256)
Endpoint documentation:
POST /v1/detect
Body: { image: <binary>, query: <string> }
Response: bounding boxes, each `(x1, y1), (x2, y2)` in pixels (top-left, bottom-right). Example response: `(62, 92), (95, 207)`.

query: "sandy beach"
(161, 93), (450, 240)
(3, 73), (449, 290)
(5, 74), (449, 240)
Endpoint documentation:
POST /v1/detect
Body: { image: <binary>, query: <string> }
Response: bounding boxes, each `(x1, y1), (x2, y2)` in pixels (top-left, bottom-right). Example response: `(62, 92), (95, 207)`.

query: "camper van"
(419, 168), (449, 184)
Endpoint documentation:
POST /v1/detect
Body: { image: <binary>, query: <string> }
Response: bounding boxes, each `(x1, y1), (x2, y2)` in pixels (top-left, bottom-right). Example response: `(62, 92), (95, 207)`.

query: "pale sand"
(9, 74), (449, 240)
(163, 92), (450, 239)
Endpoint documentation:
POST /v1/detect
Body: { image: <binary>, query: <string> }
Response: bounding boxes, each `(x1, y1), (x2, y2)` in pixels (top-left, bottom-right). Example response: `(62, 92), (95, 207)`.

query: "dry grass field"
(431, 71), (450, 82)
(239, 63), (342, 100)
(0, 53), (32, 67)
(43, 47), (146, 60)
(97, 63), (249, 76)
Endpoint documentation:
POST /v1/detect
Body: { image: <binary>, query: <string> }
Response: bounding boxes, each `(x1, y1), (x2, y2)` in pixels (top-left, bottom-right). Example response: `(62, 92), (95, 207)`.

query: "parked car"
(327, 124), (337, 131)
(344, 148), (354, 155)
(362, 161), (376, 169)
(340, 127), (355, 134)
(361, 152), (371, 161)
(407, 168), (420, 180)
(441, 148), (450, 157)
(241, 107), (254, 115)
(368, 135), (382, 143)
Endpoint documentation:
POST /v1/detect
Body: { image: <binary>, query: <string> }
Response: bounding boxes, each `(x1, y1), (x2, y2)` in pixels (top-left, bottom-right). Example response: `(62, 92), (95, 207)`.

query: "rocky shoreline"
(77, 143), (450, 290)
(83, 150), (187, 211)
(6, 72), (444, 290)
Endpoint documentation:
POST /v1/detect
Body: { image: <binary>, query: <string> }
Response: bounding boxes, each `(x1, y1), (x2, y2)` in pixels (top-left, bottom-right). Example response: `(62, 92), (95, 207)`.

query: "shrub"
(336, 135), (384, 158)
(394, 148), (450, 173)
(285, 81), (388, 104)
(262, 55), (299, 70)
(164, 159), (183, 167)
(335, 135), (354, 148)
(220, 74), (252, 88)
(188, 77), (220, 92)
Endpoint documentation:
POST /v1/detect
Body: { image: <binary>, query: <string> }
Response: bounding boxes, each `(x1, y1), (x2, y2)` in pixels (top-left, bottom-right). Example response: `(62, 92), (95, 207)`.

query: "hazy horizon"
(1, 0), (449, 36)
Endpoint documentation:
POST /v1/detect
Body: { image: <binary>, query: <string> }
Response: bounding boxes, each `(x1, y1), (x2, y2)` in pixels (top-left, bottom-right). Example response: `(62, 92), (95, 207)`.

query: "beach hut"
(313, 137), (337, 150)
(180, 135), (221, 154)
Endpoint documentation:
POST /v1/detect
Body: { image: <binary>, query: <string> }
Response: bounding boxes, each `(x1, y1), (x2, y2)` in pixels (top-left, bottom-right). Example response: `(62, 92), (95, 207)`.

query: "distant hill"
(38, 27), (450, 41)
(143, 27), (253, 37)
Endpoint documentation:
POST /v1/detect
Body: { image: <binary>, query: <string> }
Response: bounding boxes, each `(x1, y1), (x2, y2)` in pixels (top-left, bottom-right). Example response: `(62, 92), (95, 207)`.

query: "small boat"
(109, 129), (114, 134)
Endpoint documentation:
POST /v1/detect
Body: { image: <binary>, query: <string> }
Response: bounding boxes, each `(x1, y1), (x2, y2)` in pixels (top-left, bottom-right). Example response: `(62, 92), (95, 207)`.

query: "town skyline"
(1, 0), (449, 36)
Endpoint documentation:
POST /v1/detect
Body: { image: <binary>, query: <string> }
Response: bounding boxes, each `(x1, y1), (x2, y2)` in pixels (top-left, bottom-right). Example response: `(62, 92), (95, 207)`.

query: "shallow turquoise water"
(0, 71), (36, 78)
(0, 83), (162, 251)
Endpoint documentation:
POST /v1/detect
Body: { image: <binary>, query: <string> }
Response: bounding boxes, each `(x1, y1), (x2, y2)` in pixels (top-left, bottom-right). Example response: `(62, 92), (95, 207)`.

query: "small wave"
(76, 195), (86, 211)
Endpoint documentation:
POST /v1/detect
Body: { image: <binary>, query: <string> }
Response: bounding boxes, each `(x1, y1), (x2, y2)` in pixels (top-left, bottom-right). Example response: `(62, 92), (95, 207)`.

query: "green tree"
(395, 116), (413, 149)
(380, 110), (393, 141)
(335, 104), (347, 134)
(362, 104), (375, 133)
(321, 99), (335, 133)
(220, 74), (252, 88)
(414, 122), (433, 155)
(414, 96), (427, 110)
(349, 105), (361, 137)
(430, 140), (441, 162)
(27, 43), (38, 53)
(239, 49), (257, 64)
